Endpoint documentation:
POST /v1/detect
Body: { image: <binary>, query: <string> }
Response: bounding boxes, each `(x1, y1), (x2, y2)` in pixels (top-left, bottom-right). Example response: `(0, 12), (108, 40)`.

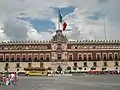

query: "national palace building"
(0, 29), (120, 72)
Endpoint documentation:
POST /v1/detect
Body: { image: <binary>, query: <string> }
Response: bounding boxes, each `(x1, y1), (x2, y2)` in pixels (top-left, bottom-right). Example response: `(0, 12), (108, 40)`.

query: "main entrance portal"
(57, 54), (62, 60)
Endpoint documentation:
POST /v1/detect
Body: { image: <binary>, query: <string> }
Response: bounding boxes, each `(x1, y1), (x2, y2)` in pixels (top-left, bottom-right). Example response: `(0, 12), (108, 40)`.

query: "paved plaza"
(0, 75), (120, 90)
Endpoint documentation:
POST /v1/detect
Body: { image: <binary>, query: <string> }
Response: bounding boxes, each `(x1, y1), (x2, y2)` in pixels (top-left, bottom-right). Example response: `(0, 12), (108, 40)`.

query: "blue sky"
(20, 5), (76, 32)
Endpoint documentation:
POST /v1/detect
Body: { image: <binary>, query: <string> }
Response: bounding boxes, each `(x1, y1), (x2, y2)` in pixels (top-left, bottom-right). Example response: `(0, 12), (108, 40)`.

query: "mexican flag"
(58, 9), (67, 31)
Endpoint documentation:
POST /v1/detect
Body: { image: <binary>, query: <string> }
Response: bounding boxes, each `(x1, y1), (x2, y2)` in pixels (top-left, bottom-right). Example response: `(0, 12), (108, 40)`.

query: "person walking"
(13, 72), (17, 85)
(5, 76), (9, 86)
(10, 73), (14, 86)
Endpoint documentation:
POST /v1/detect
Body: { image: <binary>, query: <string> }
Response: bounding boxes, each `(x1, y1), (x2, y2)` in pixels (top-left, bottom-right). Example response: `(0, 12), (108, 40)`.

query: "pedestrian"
(0, 76), (2, 85)
(14, 72), (17, 85)
(2, 76), (6, 87)
(10, 73), (14, 85)
(6, 76), (9, 86)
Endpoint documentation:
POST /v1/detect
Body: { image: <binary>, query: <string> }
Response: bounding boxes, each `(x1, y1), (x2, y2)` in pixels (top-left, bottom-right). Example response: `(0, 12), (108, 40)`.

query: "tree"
(73, 67), (77, 70)
(57, 65), (62, 73)
(47, 67), (52, 70)
(78, 67), (82, 70)
(67, 67), (71, 70)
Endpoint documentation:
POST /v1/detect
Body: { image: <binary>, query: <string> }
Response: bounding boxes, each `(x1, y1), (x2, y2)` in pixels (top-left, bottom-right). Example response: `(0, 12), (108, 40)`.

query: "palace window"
(57, 44), (61, 49)
(22, 55), (26, 60)
(28, 63), (31, 67)
(11, 55), (14, 61)
(46, 57), (49, 60)
(69, 55), (72, 61)
(22, 58), (25, 60)
(11, 58), (14, 61)
(93, 62), (97, 67)
(46, 55), (50, 60)
(74, 62), (77, 67)
(103, 62), (107, 67)
(29, 57), (31, 60)
(115, 62), (119, 66)
(28, 55), (32, 60)
(78, 54), (82, 60)
(83, 62), (87, 67)
(40, 55), (44, 60)
(103, 54), (107, 60)
(96, 54), (100, 60)
(40, 57), (43, 60)
(88, 54), (92, 60)
(17, 58), (20, 60)
(83, 55), (87, 60)
(75, 46), (77, 49)
(0, 55), (3, 61)
(109, 54), (112, 60)
(6, 57), (9, 61)
(114, 54), (118, 60)
(57, 54), (61, 60)
(16, 63), (20, 68)
(34, 55), (38, 61)
(34, 57), (37, 60)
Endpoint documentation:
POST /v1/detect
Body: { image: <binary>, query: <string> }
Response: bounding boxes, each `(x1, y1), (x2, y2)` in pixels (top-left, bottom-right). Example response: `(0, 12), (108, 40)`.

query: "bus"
(24, 67), (48, 76)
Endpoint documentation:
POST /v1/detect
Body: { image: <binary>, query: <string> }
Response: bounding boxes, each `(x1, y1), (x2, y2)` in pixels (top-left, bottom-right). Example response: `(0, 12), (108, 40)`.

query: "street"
(0, 75), (120, 90)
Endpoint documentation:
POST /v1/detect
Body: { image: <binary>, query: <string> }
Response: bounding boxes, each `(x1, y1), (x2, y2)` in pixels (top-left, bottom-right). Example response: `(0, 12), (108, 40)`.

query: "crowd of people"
(0, 71), (17, 86)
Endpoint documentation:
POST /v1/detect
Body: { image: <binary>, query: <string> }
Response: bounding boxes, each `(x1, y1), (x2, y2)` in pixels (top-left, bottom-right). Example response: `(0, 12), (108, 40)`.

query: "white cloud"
(0, 0), (119, 41)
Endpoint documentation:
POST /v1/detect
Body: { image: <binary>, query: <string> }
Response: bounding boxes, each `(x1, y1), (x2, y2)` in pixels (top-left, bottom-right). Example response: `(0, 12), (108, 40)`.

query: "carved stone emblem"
(51, 30), (68, 42)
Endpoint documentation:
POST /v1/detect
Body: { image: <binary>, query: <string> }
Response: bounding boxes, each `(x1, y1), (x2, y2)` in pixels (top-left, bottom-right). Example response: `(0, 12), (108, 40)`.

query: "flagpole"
(58, 22), (60, 30)
(103, 18), (107, 40)
(58, 8), (61, 30)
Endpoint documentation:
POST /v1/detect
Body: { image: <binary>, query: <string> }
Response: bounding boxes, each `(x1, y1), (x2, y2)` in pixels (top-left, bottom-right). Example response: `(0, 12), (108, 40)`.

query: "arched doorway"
(57, 65), (62, 74)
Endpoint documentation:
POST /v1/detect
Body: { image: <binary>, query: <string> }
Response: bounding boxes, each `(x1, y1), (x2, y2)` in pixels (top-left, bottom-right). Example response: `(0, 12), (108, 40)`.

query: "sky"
(0, 0), (120, 41)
